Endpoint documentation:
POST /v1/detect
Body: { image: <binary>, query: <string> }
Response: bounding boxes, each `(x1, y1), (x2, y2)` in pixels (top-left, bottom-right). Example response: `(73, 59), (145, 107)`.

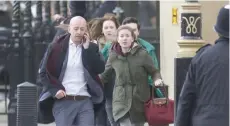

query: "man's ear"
(68, 26), (71, 33)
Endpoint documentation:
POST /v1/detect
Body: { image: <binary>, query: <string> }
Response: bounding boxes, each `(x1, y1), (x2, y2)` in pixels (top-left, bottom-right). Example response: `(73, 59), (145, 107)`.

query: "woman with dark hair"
(89, 13), (120, 126)
(89, 13), (119, 51)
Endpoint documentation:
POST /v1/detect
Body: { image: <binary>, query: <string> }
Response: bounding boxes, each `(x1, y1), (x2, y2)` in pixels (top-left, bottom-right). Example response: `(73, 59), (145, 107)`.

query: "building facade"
(159, 1), (228, 100)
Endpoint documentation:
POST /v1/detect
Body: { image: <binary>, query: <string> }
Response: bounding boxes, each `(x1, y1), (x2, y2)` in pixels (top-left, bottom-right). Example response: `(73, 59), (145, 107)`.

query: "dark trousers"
(52, 98), (94, 126)
(105, 98), (119, 126)
(95, 101), (111, 126)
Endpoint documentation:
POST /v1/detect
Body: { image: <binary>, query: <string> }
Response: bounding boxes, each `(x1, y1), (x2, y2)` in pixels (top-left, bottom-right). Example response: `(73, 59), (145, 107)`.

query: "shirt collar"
(69, 38), (83, 47)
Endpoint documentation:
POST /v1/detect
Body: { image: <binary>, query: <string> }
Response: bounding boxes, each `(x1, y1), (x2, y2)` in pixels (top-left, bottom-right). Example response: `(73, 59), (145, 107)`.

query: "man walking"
(38, 16), (105, 126)
(175, 5), (229, 126)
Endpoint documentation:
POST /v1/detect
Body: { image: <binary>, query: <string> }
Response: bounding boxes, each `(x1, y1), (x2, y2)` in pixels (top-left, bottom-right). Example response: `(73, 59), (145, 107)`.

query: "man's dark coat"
(175, 37), (229, 126)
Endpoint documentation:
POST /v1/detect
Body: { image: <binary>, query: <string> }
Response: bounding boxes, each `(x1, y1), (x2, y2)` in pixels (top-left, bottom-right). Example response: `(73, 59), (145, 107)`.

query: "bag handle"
(151, 83), (169, 105)
(151, 84), (168, 98)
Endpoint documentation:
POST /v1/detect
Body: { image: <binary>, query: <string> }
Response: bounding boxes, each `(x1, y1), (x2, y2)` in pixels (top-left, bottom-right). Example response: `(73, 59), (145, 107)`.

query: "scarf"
(46, 34), (70, 89)
(111, 42), (135, 56)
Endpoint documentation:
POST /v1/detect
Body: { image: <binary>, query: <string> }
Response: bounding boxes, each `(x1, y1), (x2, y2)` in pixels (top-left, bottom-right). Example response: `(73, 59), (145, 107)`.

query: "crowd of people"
(37, 1), (229, 126)
(38, 4), (163, 125)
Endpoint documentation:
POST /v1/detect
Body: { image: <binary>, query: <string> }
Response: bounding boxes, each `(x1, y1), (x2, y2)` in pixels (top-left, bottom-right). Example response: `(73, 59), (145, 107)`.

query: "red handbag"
(144, 85), (174, 125)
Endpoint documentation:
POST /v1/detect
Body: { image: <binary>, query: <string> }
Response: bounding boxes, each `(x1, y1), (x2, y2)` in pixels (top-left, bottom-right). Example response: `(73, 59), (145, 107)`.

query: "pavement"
(0, 93), (173, 126)
(0, 91), (56, 126)
(0, 115), (173, 126)
(0, 114), (149, 126)
(0, 115), (56, 126)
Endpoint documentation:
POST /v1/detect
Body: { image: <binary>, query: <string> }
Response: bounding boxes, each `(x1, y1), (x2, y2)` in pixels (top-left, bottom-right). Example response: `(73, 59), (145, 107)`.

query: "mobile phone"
(82, 33), (86, 42)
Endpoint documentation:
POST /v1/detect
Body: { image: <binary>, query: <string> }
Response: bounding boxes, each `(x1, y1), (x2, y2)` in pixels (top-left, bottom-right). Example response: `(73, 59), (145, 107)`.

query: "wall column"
(174, 0), (205, 115)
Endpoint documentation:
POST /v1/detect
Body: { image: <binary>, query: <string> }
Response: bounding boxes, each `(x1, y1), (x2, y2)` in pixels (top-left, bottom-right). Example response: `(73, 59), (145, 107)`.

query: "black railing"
(8, 1), (58, 125)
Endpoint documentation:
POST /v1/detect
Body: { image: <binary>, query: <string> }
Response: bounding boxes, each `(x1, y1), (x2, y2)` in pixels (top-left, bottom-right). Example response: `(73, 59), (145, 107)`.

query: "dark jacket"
(69, 1), (86, 18)
(37, 33), (105, 124)
(91, 1), (116, 18)
(175, 37), (229, 126)
(137, 1), (156, 27)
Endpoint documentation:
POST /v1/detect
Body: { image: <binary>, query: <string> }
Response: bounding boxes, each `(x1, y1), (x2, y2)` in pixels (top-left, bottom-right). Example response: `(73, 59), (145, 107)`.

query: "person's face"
(117, 29), (134, 48)
(102, 20), (117, 41)
(124, 23), (139, 39)
(68, 20), (87, 42)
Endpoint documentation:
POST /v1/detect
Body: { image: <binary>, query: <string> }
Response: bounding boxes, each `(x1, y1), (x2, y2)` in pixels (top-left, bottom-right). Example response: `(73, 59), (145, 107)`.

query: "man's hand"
(83, 32), (90, 49)
(151, 16), (156, 25)
(52, 14), (64, 21)
(154, 79), (163, 86)
(55, 90), (66, 99)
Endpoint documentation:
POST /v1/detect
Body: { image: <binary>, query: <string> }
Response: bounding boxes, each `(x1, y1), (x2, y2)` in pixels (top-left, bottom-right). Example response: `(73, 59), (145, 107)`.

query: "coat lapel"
(83, 67), (104, 104)
(59, 51), (68, 81)
(81, 46), (90, 70)
(56, 34), (69, 79)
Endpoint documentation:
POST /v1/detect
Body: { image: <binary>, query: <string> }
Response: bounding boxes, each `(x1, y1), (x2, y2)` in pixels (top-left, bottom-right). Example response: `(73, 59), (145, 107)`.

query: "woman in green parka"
(100, 25), (163, 126)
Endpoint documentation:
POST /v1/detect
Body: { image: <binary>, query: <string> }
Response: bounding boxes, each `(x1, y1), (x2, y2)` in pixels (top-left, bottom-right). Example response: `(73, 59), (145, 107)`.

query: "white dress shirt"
(62, 39), (90, 97)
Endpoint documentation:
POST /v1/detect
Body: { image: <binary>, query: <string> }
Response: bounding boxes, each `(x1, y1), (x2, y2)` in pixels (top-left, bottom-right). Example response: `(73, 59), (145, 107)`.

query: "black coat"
(91, 1), (116, 18)
(175, 37), (229, 126)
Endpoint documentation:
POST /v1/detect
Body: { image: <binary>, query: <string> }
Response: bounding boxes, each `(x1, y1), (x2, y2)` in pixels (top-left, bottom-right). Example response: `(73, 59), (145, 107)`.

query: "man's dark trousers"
(95, 101), (111, 126)
(53, 97), (94, 126)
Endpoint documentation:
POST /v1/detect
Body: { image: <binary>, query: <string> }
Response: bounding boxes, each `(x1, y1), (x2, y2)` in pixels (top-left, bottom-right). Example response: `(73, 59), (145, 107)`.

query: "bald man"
(38, 16), (105, 126)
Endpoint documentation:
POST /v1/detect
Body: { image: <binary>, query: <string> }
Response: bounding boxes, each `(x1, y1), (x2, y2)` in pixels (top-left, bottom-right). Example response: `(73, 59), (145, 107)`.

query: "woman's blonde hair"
(88, 13), (120, 40)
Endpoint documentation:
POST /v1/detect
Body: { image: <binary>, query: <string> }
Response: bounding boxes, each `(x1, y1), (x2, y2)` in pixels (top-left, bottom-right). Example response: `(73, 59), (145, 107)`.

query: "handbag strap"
(151, 83), (168, 99)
